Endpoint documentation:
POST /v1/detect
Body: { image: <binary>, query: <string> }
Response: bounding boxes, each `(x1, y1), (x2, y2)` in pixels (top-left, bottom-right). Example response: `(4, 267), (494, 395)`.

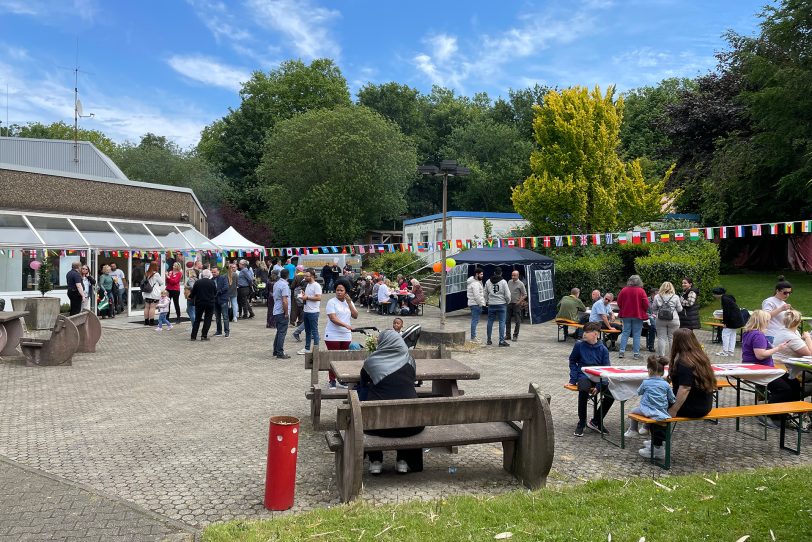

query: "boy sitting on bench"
(569, 322), (614, 437)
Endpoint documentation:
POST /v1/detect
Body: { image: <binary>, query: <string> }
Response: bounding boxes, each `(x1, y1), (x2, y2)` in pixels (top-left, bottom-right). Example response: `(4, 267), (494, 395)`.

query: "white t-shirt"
(304, 281), (322, 313)
(325, 297), (352, 342)
(772, 327), (807, 357)
(110, 269), (125, 287)
(377, 283), (390, 303)
(762, 296), (789, 335)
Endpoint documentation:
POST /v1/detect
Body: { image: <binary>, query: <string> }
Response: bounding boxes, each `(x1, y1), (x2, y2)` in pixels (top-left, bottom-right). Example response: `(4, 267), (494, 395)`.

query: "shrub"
(364, 252), (429, 280)
(554, 251), (624, 303)
(634, 241), (720, 305)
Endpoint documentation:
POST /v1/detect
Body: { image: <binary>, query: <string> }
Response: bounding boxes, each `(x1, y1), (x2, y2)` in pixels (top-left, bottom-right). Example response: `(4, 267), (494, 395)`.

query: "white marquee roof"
(210, 226), (264, 251)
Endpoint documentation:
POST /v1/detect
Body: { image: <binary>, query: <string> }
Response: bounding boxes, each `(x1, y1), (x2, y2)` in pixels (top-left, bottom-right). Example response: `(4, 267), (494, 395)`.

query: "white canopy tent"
(210, 226), (265, 252)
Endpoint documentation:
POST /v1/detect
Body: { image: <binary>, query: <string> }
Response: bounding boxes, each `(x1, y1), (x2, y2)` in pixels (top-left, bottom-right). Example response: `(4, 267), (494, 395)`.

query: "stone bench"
(67, 310), (103, 353)
(20, 314), (79, 367)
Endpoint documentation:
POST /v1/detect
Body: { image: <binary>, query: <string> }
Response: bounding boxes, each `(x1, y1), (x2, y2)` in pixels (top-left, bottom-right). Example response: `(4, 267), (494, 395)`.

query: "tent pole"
(440, 172), (448, 327)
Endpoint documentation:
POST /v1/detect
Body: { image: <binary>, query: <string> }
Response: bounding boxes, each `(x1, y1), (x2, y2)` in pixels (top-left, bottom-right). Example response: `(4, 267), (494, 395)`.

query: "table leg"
(0, 319), (24, 357)
(432, 380), (460, 453)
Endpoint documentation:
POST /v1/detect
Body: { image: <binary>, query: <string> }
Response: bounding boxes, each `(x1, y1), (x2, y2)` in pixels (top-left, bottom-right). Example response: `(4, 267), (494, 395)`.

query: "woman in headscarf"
(360, 329), (424, 475)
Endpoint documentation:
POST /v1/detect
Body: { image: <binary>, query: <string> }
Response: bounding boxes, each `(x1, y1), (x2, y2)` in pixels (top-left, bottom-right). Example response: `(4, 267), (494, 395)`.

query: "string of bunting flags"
(2, 219), (807, 261)
(257, 218), (812, 257)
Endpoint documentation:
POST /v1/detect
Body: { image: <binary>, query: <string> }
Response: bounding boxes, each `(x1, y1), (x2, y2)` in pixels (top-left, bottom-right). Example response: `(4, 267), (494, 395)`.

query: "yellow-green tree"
(512, 86), (670, 235)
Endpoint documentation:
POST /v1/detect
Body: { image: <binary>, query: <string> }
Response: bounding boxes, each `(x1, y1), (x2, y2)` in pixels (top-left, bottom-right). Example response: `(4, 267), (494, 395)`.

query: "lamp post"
(418, 160), (470, 326)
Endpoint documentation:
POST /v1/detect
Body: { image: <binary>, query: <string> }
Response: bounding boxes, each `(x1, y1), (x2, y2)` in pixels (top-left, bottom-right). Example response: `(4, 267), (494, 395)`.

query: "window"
(420, 232), (429, 243)
(407, 233), (414, 245)
(112, 222), (158, 248)
(436, 229), (443, 243)
(445, 264), (469, 294)
(534, 269), (554, 302)
(26, 216), (85, 247)
(71, 219), (125, 248)
(0, 214), (40, 246)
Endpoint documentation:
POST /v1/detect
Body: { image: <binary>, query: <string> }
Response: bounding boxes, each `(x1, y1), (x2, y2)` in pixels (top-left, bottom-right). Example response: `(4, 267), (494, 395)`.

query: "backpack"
(657, 295), (675, 321)
(294, 285), (305, 307)
(140, 276), (152, 294)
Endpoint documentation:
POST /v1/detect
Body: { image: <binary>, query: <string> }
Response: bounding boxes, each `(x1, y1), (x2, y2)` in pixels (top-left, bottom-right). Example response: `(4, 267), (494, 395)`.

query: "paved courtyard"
(1, 299), (810, 540)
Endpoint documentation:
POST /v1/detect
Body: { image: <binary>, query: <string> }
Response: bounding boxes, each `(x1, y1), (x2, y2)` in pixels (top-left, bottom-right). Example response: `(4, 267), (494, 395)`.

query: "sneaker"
(329, 381), (337, 389)
(297, 348), (311, 355)
(633, 353), (641, 359)
(369, 461), (383, 475)
(396, 460), (409, 474)
(624, 428), (637, 439)
(167, 325), (173, 330)
(512, 336), (518, 341)
(573, 423), (585, 437)
(587, 419), (609, 435)
(639, 445), (665, 460)
(498, 341), (510, 347)
(638, 425), (650, 436)
(155, 327), (162, 331)
(642, 439), (651, 448)
(336, 382), (348, 389)
(293, 332), (301, 342)
(618, 352), (625, 358)
(486, 340), (493, 345)
(276, 353), (291, 359)
(471, 337), (481, 344)
(201, 337), (210, 341)
(224, 333), (229, 338)
(715, 351), (729, 357)
(213, 332), (223, 336)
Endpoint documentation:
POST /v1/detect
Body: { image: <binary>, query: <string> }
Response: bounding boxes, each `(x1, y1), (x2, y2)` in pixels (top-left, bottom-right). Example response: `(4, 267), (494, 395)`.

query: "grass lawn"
(203, 466), (812, 542)
(699, 271), (812, 322)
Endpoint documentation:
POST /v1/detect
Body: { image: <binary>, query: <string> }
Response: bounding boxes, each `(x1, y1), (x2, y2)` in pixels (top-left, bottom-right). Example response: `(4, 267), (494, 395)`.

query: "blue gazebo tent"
(444, 247), (556, 324)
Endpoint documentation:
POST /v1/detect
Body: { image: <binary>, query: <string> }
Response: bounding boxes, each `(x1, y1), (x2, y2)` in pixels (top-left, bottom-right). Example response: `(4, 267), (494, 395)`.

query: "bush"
(554, 251), (624, 303)
(634, 241), (720, 305)
(364, 252), (428, 280)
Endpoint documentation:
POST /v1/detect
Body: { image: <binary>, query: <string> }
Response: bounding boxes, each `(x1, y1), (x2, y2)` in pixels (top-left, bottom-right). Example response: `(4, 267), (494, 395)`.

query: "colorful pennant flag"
(674, 230), (685, 242)
(720, 226), (729, 239)
(644, 231), (656, 243)
(704, 227), (714, 240)
(660, 233), (670, 243)
(752, 224), (762, 236)
(803, 220), (812, 233)
(769, 223), (779, 235)
(689, 228), (700, 240)
(617, 233), (627, 245)
(785, 222), (795, 234)
(631, 232), (641, 245)
(735, 225), (745, 238)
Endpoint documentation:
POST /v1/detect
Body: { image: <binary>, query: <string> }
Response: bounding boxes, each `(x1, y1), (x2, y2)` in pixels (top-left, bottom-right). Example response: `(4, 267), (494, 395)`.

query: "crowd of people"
(465, 267), (528, 347)
(565, 273), (812, 460)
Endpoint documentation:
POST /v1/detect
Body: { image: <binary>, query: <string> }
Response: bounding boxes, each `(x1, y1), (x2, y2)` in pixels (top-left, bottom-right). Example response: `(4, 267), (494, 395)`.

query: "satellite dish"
(76, 98), (83, 116)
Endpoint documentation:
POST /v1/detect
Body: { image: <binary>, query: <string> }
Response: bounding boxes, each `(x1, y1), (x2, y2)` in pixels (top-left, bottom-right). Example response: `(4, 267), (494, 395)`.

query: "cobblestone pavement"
(1, 300), (811, 535)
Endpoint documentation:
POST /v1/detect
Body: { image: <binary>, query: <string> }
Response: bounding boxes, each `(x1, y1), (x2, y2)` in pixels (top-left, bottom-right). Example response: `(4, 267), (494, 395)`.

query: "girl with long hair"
(143, 262), (163, 326)
(641, 328), (716, 460)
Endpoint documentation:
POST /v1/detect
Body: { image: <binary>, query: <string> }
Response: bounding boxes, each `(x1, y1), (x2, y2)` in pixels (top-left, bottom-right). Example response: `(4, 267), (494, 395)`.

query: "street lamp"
(418, 160), (470, 326)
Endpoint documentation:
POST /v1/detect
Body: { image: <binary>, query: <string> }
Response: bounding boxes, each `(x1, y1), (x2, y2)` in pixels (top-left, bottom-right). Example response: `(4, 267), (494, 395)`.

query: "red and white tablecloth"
(582, 363), (786, 401)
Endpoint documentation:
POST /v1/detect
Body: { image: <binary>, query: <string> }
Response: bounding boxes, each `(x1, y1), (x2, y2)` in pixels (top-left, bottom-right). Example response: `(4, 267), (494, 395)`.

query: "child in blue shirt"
(568, 321), (614, 436)
(624, 355), (675, 438)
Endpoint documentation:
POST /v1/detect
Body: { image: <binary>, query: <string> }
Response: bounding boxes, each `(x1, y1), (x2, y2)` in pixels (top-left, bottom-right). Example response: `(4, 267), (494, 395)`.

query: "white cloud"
(0, 59), (210, 147)
(186, 0), (252, 43)
(167, 54), (251, 92)
(245, 0), (340, 60)
(428, 34), (458, 62)
(0, 0), (96, 21)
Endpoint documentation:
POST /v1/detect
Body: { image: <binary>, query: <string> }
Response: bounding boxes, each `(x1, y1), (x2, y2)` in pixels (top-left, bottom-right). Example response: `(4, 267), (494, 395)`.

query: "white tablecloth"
(583, 363), (786, 401)
(780, 357), (812, 379)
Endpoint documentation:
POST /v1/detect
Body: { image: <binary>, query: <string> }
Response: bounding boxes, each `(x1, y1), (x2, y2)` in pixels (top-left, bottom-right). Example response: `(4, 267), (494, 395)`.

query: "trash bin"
(264, 415), (300, 511)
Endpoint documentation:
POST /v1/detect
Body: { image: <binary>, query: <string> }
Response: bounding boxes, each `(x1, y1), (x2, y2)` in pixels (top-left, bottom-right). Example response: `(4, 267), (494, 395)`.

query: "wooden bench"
(631, 401), (812, 469)
(19, 314), (80, 367)
(325, 383), (555, 503)
(554, 319), (583, 342)
(304, 344), (449, 429)
(66, 310), (102, 353)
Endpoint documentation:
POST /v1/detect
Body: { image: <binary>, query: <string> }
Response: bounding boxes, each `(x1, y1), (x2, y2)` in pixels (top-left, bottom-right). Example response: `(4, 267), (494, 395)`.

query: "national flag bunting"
(592, 233), (601, 245)
(605, 233), (614, 245)
(631, 232), (641, 245)
(660, 233), (670, 243)
(580, 234), (588, 246)
(803, 220), (812, 233)
(769, 223), (779, 235)
(689, 228), (700, 240)
(785, 222), (795, 234)
(617, 233), (627, 245)
(644, 231), (656, 243)
(543, 236), (551, 248)
(720, 226), (729, 239)
(704, 227), (714, 240)
(734, 225), (745, 238)
(554, 236), (563, 247)
(752, 224), (762, 236)
(674, 230), (685, 241)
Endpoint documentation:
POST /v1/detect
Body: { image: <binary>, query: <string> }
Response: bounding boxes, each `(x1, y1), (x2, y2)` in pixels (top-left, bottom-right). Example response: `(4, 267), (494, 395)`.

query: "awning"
(0, 209), (221, 251)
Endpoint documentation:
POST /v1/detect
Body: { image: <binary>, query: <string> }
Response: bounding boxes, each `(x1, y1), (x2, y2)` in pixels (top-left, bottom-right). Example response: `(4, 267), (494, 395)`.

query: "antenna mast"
(72, 40), (94, 163)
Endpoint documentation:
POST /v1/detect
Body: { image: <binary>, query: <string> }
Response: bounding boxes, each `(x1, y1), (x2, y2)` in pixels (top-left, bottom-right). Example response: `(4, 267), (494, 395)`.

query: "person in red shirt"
(616, 274), (650, 359)
(165, 262), (184, 323)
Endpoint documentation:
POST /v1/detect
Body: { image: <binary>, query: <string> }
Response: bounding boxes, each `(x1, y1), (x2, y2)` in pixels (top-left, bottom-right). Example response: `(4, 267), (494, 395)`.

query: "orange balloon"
(432, 261), (443, 273)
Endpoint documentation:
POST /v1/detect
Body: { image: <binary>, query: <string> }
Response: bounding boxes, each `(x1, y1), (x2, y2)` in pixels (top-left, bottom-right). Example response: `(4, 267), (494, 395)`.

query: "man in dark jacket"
(190, 269), (217, 341)
(569, 322), (614, 436)
(212, 266), (230, 338)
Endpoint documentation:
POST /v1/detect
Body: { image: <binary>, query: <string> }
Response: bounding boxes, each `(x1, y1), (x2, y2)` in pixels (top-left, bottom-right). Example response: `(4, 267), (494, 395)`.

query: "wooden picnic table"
(329, 357), (480, 397)
(0, 311), (28, 356)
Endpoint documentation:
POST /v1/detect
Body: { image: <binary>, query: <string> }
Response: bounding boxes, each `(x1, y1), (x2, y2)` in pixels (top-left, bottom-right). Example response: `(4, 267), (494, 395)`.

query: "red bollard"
(264, 416), (300, 511)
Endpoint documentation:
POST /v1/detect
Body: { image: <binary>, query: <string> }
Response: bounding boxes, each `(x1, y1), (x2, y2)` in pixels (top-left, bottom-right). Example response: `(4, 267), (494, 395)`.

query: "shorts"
(144, 298), (159, 305)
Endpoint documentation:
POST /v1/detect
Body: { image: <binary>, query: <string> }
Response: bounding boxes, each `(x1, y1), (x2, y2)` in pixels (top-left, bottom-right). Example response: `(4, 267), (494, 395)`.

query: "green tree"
(489, 84), (551, 139)
(441, 117), (532, 212)
(112, 134), (231, 206)
(256, 106), (417, 245)
(14, 121), (117, 156)
(512, 86), (668, 235)
(197, 59), (351, 202)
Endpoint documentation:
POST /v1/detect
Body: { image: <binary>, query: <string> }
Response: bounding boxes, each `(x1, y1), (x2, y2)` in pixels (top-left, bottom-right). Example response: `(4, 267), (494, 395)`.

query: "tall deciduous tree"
(12, 121), (117, 156)
(197, 59), (351, 203)
(255, 106), (417, 245)
(512, 86), (668, 234)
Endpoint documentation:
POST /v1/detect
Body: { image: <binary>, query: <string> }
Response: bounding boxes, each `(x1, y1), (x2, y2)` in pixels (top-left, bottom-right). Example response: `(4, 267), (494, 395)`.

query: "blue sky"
(0, 0), (766, 147)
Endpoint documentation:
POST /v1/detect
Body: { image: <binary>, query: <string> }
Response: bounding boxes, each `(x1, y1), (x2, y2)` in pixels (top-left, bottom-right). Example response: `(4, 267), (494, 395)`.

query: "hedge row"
(552, 240), (720, 306)
(634, 241), (720, 305)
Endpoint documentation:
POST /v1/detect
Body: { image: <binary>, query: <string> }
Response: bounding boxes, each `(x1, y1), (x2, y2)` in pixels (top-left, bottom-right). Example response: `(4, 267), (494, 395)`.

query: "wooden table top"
(0, 311), (28, 323)
(330, 357), (480, 384)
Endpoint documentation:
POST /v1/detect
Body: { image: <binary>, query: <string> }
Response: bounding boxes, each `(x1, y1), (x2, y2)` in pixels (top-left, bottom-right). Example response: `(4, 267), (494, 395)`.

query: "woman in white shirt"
(324, 281), (359, 388)
(762, 276), (793, 336)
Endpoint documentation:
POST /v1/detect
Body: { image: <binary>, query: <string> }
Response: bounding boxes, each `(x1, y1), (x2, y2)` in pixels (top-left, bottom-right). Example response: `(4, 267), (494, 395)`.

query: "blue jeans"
(470, 305), (482, 339)
(215, 300), (230, 335)
(274, 314), (289, 356)
(230, 295), (238, 321)
(619, 317), (644, 354)
(303, 312), (320, 350)
(157, 312), (171, 328)
(186, 302), (195, 324)
(487, 304), (507, 343)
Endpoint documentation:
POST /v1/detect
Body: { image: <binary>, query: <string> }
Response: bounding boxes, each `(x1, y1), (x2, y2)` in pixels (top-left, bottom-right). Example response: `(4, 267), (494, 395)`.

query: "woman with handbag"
(651, 281), (683, 357)
(166, 262), (184, 323)
(80, 264), (96, 312)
